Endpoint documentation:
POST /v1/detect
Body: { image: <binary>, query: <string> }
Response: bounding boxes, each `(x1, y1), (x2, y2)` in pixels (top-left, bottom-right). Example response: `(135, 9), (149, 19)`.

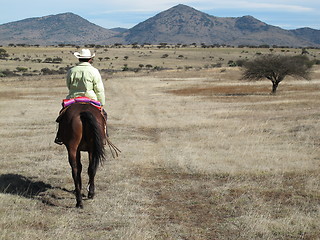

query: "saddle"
(56, 97), (103, 123)
(62, 97), (102, 110)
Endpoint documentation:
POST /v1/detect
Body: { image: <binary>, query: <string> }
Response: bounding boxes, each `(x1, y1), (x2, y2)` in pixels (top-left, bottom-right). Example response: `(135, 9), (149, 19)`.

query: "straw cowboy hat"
(74, 49), (95, 59)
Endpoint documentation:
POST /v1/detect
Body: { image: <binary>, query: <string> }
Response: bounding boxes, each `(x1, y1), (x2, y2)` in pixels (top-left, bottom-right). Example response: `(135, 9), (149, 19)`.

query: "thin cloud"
(196, 1), (315, 12)
(94, 0), (315, 16)
(237, 1), (314, 12)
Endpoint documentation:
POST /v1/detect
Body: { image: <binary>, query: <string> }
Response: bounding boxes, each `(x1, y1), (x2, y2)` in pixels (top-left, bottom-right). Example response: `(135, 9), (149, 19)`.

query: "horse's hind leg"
(87, 152), (97, 199)
(68, 148), (83, 208)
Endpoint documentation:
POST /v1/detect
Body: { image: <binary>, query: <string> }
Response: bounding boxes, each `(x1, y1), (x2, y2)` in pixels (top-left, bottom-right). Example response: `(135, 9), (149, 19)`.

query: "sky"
(1, 0), (319, 30)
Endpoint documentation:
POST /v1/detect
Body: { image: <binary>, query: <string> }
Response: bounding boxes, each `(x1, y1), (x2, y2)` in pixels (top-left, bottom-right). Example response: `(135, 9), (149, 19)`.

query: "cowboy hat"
(74, 49), (95, 59)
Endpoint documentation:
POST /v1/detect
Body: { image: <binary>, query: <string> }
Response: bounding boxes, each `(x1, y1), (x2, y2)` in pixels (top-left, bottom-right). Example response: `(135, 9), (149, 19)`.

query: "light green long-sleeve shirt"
(66, 62), (106, 106)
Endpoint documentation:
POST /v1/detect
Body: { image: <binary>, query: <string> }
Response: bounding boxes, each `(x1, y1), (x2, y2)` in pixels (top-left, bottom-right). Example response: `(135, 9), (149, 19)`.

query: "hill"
(291, 27), (320, 45)
(0, 13), (117, 45)
(0, 5), (319, 47)
(121, 4), (319, 47)
(110, 27), (128, 34)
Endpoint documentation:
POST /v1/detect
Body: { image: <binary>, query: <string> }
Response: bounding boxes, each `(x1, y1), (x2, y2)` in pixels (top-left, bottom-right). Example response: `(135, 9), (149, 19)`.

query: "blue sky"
(1, 0), (319, 30)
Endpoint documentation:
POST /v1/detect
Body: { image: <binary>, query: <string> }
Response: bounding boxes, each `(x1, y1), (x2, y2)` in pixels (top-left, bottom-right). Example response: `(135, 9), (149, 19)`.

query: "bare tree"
(241, 54), (313, 94)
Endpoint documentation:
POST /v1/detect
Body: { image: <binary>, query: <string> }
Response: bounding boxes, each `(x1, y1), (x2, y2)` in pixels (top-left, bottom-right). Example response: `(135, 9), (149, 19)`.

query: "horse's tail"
(80, 111), (105, 168)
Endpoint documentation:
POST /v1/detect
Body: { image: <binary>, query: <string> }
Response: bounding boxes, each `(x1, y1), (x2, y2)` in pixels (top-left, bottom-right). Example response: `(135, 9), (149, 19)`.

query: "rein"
(106, 137), (121, 158)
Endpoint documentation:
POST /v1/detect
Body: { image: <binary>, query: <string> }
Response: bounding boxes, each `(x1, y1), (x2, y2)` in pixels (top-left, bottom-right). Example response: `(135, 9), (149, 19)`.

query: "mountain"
(291, 28), (320, 45)
(121, 4), (319, 47)
(0, 5), (319, 47)
(0, 13), (117, 45)
(110, 27), (128, 34)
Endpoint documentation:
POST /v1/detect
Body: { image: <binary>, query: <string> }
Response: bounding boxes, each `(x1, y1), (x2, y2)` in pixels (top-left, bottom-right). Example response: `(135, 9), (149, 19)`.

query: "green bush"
(41, 67), (67, 75)
(0, 69), (18, 77)
(0, 48), (9, 59)
(52, 57), (63, 63)
(16, 67), (28, 72)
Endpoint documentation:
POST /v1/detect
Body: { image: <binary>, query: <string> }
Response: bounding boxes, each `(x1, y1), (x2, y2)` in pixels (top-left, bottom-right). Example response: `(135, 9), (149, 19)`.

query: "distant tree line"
(3, 43), (320, 49)
(0, 48), (63, 64)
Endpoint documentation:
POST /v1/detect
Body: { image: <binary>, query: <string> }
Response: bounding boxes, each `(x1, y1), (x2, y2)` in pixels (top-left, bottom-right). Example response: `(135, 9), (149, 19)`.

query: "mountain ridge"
(0, 4), (319, 47)
(0, 12), (117, 45)
(120, 4), (318, 47)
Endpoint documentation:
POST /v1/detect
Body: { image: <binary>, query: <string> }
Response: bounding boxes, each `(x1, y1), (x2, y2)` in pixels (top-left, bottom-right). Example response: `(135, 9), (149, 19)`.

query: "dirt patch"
(168, 84), (271, 97)
(167, 81), (320, 97)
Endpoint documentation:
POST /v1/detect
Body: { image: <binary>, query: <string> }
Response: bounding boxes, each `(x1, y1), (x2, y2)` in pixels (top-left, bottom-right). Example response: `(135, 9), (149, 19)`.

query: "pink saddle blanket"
(62, 97), (102, 110)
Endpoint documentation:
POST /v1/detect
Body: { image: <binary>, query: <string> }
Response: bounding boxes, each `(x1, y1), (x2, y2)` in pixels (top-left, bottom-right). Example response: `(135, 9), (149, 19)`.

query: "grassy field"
(0, 46), (320, 239)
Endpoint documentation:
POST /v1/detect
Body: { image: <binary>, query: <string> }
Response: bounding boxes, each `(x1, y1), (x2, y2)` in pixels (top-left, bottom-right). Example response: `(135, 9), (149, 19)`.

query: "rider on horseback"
(55, 49), (108, 145)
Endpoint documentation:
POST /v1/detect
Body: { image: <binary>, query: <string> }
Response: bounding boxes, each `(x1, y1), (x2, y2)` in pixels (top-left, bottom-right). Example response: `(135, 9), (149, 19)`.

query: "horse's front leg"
(87, 151), (97, 199)
(68, 148), (83, 208)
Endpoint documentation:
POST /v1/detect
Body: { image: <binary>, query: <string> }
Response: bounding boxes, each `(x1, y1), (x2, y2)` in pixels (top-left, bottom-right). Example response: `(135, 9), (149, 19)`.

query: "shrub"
(0, 48), (9, 59)
(41, 67), (67, 75)
(153, 66), (163, 71)
(43, 58), (53, 63)
(313, 59), (320, 65)
(0, 69), (18, 77)
(16, 67), (28, 72)
(52, 57), (63, 63)
(122, 64), (129, 71)
(228, 60), (236, 67)
(235, 59), (247, 67)
(145, 64), (153, 69)
(212, 63), (222, 68)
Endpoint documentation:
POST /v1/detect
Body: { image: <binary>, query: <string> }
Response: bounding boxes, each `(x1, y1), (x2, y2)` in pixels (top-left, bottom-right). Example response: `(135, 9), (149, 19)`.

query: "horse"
(56, 102), (106, 208)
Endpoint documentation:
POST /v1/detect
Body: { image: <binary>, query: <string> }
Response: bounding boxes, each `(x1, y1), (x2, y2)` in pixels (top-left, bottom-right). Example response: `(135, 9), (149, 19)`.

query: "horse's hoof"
(88, 192), (95, 199)
(76, 203), (83, 209)
(54, 137), (63, 145)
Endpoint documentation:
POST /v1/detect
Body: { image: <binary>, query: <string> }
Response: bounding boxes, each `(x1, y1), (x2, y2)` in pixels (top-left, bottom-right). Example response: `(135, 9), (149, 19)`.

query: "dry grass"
(0, 47), (320, 239)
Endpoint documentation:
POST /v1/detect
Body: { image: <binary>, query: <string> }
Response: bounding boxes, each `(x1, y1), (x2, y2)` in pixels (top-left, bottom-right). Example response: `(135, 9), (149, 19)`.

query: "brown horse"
(56, 103), (106, 208)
